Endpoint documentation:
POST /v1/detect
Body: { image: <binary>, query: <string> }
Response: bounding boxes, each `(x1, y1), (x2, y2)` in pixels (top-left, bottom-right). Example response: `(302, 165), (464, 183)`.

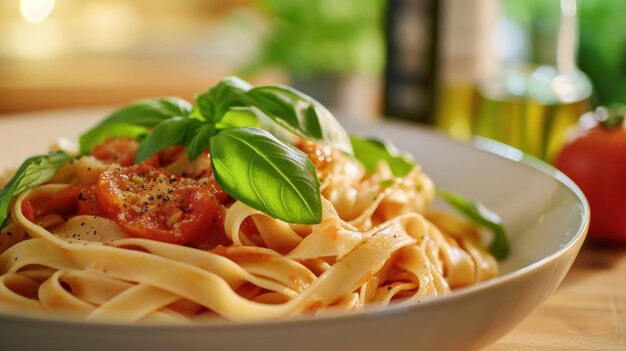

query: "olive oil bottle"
(475, 65), (591, 161)
(439, 0), (592, 162)
(476, 95), (589, 161)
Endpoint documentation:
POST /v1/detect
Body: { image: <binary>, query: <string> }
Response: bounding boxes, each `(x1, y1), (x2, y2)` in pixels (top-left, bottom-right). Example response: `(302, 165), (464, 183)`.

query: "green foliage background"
(248, 0), (385, 78)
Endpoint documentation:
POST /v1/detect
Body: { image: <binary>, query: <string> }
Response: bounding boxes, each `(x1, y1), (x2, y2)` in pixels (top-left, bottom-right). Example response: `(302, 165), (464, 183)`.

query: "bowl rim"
(0, 114), (590, 331)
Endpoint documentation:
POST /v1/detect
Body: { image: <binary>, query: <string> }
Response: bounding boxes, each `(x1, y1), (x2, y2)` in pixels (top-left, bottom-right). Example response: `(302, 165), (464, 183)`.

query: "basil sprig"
(1, 78), (512, 238)
(195, 76), (252, 124)
(350, 135), (414, 177)
(438, 190), (510, 259)
(210, 128), (322, 224)
(75, 76), (355, 224)
(0, 151), (73, 227)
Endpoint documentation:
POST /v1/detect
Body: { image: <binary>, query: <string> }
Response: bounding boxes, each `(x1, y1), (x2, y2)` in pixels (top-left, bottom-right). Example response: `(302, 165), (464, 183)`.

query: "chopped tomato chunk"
(90, 137), (138, 166)
(96, 164), (225, 244)
(22, 186), (80, 221)
(198, 163), (230, 204)
(77, 184), (105, 217)
(21, 200), (35, 222)
(187, 206), (232, 250)
(158, 145), (186, 166)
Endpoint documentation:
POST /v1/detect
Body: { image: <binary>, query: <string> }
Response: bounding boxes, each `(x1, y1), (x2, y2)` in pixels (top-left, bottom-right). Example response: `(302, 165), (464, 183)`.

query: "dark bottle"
(383, 0), (440, 124)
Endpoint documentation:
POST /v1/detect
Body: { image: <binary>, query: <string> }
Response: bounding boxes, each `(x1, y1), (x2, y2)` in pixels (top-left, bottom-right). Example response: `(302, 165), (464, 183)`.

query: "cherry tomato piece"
(90, 137), (139, 167)
(96, 164), (224, 244)
(158, 145), (186, 166)
(187, 206), (232, 250)
(77, 185), (106, 217)
(21, 200), (35, 222)
(23, 186), (80, 220)
(198, 164), (230, 204)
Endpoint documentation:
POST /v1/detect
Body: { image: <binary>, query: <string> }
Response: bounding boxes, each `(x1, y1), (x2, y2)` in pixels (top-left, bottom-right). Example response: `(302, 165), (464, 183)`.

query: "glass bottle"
(474, 0), (592, 161)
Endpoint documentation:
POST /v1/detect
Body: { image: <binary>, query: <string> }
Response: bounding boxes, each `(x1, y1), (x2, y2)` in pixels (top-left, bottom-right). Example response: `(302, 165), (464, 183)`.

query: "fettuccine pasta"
(0, 141), (497, 323)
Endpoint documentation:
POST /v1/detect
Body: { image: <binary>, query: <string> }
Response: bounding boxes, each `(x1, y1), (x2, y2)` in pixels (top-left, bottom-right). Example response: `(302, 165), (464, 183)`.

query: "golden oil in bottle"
(474, 65), (591, 161)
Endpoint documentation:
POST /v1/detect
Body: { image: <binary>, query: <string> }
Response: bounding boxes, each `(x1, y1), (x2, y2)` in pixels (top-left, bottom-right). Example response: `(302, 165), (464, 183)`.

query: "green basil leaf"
(0, 151), (73, 227)
(98, 97), (193, 127)
(135, 117), (202, 163)
(350, 135), (414, 177)
(242, 85), (353, 155)
(79, 97), (192, 154)
(217, 108), (261, 129)
(437, 190), (510, 259)
(196, 76), (252, 123)
(220, 106), (297, 143)
(210, 127), (322, 224)
(187, 107), (265, 161)
(185, 124), (217, 161)
(79, 123), (148, 155)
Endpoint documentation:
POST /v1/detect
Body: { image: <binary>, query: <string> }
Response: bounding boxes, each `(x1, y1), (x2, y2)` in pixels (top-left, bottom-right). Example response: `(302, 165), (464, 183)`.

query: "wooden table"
(488, 244), (626, 350)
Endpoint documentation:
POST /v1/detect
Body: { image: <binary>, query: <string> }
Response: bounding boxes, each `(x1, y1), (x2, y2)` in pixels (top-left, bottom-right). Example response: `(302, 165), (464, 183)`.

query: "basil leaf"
(79, 97), (192, 154)
(185, 124), (217, 161)
(350, 135), (414, 177)
(79, 123), (148, 155)
(438, 190), (510, 259)
(210, 127), (322, 224)
(0, 151), (73, 227)
(196, 77), (252, 123)
(135, 117), (202, 163)
(220, 106), (297, 143)
(98, 97), (193, 127)
(242, 85), (353, 155)
(217, 108), (261, 129)
(186, 107), (264, 161)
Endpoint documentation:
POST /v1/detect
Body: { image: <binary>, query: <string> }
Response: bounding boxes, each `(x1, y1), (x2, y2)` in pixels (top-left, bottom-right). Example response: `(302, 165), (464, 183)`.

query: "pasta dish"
(0, 77), (505, 323)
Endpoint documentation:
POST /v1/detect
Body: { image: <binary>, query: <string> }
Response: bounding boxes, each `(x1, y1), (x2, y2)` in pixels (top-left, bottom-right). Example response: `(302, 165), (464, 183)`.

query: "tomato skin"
(90, 137), (139, 166)
(21, 186), (81, 221)
(158, 145), (186, 166)
(555, 126), (626, 244)
(187, 206), (232, 250)
(198, 164), (230, 204)
(21, 200), (36, 222)
(77, 185), (106, 217)
(90, 137), (158, 167)
(96, 164), (224, 245)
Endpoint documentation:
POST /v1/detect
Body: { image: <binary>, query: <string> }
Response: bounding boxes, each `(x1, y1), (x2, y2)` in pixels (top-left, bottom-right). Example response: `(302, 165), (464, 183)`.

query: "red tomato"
(96, 164), (224, 244)
(77, 185), (105, 217)
(21, 200), (36, 222)
(198, 163), (230, 204)
(158, 145), (186, 166)
(90, 137), (158, 167)
(22, 186), (80, 220)
(90, 137), (137, 166)
(555, 114), (626, 244)
(160, 147), (230, 204)
(187, 206), (232, 250)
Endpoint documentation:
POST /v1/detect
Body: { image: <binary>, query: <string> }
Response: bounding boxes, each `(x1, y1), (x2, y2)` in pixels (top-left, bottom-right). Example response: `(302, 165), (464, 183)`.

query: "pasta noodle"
(0, 141), (497, 323)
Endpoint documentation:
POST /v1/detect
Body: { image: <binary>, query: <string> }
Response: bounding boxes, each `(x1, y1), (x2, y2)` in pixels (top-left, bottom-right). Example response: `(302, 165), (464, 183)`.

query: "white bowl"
(0, 109), (589, 351)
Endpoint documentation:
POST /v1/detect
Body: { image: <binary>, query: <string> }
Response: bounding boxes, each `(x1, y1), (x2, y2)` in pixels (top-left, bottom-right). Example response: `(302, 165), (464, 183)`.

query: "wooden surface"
(488, 244), (626, 350)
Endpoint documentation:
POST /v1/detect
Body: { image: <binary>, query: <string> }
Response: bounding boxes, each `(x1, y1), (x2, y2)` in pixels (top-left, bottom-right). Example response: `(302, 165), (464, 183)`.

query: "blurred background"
(1, 0), (625, 162)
